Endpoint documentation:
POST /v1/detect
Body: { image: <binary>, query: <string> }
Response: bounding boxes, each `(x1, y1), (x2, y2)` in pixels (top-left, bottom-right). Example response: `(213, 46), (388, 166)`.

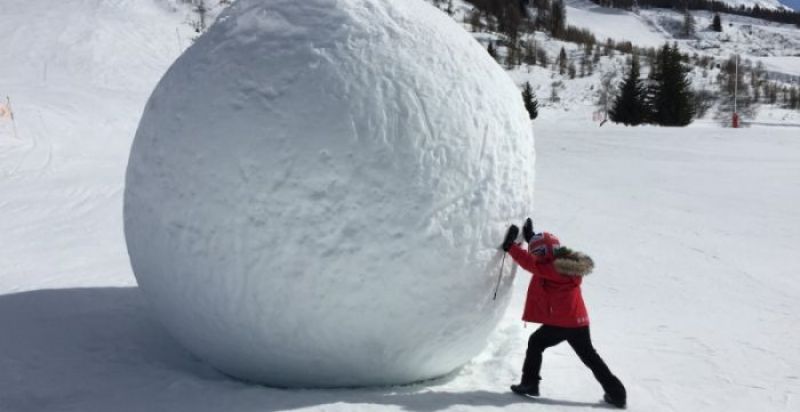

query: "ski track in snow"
(1, 1), (800, 411)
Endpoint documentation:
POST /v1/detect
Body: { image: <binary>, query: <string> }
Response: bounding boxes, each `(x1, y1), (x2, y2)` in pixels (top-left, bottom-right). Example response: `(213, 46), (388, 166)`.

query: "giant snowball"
(124, 0), (534, 387)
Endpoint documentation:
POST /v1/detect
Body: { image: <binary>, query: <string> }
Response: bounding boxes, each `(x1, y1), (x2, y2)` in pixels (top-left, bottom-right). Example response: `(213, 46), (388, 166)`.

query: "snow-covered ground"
(1, 1), (799, 411)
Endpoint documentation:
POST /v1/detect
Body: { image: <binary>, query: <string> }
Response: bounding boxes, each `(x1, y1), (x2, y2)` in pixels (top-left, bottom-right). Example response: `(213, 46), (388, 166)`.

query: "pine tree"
(522, 82), (539, 120)
(550, 0), (566, 38)
(711, 14), (723, 32)
(768, 83), (778, 104)
(537, 48), (549, 67)
(579, 54), (588, 77)
(682, 9), (696, 38)
(647, 43), (695, 126)
(610, 56), (647, 125)
(487, 42), (498, 61)
(498, 2), (522, 44)
(558, 47), (567, 75)
(469, 9), (483, 32)
(523, 40), (537, 66)
(534, 0), (551, 32)
(506, 41), (520, 69)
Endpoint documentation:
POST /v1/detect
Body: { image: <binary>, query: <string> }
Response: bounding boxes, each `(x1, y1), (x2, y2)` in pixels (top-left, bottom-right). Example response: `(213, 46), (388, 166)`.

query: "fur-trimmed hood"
(553, 249), (594, 277)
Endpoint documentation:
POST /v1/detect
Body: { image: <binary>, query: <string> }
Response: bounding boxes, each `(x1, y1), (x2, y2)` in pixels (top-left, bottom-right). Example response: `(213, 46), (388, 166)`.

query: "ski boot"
(510, 382), (539, 397)
(604, 393), (626, 409)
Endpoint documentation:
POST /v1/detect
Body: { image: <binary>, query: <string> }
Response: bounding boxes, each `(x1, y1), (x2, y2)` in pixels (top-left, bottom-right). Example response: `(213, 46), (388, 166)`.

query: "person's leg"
(566, 327), (626, 405)
(519, 325), (568, 386)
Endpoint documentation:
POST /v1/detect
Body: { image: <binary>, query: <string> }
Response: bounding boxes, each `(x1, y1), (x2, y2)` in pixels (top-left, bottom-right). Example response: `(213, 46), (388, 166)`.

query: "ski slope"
(1, 1), (799, 411)
(565, 0), (668, 47)
(0, 0), (191, 294)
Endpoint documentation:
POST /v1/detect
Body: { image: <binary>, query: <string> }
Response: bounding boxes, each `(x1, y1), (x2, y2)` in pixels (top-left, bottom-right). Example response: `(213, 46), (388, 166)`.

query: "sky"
(779, 0), (799, 10)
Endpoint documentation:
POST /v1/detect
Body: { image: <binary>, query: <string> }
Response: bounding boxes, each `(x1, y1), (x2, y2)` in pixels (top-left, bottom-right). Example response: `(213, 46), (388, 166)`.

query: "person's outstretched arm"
(507, 244), (571, 282)
(507, 244), (539, 272)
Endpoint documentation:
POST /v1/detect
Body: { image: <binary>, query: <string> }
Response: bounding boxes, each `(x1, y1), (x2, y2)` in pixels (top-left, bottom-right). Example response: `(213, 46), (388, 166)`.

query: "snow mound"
(124, 0), (534, 387)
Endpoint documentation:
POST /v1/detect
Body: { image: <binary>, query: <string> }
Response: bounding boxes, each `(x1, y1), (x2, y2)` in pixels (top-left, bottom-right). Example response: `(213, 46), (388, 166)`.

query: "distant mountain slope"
(560, 0), (800, 76)
(778, 0), (798, 10)
(716, 0), (790, 10)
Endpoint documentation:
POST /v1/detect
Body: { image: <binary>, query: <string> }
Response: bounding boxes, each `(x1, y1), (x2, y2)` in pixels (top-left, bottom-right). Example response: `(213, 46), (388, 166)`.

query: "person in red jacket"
(500, 219), (627, 409)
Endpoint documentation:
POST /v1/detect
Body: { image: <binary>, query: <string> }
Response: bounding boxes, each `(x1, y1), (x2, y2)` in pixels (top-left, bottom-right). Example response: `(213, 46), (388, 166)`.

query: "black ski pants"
(521, 325), (626, 399)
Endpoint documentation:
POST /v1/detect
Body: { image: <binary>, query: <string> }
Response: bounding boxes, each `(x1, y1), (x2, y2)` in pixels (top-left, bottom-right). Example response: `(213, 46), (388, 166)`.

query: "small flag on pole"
(0, 102), (11, 119)
(2, 96), (18, 139)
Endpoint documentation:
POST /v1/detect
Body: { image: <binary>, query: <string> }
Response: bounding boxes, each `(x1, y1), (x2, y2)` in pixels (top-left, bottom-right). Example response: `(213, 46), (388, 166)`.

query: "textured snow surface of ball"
(125, 0), (534, 387)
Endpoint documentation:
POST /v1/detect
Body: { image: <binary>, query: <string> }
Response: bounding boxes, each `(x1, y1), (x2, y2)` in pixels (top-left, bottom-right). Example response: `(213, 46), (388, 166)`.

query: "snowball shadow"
(0, 287), (614, 412)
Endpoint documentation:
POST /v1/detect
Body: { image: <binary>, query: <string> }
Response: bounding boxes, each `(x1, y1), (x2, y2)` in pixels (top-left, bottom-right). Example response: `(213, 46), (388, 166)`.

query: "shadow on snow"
(0, 287), (611, 412)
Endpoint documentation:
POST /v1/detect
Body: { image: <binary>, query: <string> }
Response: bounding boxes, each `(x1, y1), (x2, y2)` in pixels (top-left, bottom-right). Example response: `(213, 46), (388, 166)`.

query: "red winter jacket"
(508, 244), (590, 328)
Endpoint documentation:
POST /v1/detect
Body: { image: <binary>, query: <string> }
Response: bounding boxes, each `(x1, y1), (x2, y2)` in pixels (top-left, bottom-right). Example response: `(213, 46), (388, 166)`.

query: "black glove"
(501, 224), (520, 252)
(522, 217), (534, 243)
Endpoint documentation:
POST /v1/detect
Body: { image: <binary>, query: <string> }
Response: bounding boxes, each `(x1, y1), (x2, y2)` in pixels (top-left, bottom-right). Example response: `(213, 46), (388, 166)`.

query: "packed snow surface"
(124, 0), (534, 387)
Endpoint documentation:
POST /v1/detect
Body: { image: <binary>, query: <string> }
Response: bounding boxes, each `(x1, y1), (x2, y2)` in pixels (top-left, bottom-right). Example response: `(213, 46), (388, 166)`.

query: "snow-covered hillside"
(563, 0), (800, 73)
(1, 1), (799, 411)
(442, 0), (800, 125)
(718, 0), (788, 10)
